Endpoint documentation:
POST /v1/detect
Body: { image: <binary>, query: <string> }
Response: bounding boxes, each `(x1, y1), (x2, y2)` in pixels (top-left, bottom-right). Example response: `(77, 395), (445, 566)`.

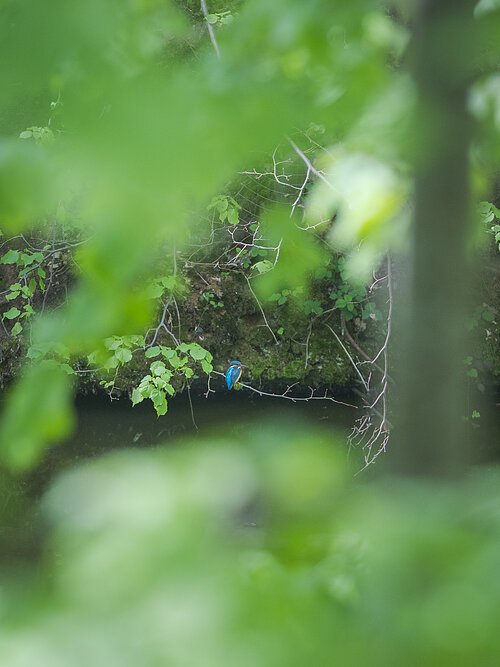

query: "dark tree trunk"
(395, 0), (476, 475)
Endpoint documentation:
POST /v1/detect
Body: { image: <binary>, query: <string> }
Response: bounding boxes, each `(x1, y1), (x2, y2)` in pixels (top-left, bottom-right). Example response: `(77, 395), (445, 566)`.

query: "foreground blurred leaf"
(0, 139), (57, 231)
(256, 206), (329, 298)
(0, 365), (75, 471)
(1, 427), (500, 665)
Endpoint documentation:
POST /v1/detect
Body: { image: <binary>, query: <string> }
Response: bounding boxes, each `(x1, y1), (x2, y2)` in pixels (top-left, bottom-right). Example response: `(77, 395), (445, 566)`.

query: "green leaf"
(130, 335), (145, 347)
(150, 360), (167, 376)
(1, 250), (20, 264)
(3, 307), (21, 320)
(104, 356), (119, 371)
(131, 388), (144, 406)
(11, 321), (23, 336)
(137, 379), (152, 399)
(482, 309), (495, 322)
(227, 207), (239, 225)
(87, 351), (99, 365)
(145, 346), (161, 358)
(19, 251), (42, 267)
(206, 13), (218, 24)
(189, 344), (206, 361)
(201, 358), (213, 374)
(115, 348), (133, 364)
(160, 276), (177, 290)
(146, 282), (164, 299)
(252, 260), (274, 275)
(22, 304), (34, 317)
(27, 345), (44, 360)
(167, 353), (182, 369)
(152, 392), (168, 416)
(105, 337), (122, 351)
(19, 130), (33, 139)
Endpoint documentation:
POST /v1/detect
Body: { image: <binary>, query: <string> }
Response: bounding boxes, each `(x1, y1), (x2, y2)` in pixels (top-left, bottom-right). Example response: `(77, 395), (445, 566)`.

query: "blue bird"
(226, 360), (243, 390)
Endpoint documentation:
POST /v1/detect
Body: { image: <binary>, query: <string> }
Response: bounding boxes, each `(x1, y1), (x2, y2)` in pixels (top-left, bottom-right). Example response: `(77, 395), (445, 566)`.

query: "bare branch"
(211, 370), (357, 408)
(287, 138), (337, 193)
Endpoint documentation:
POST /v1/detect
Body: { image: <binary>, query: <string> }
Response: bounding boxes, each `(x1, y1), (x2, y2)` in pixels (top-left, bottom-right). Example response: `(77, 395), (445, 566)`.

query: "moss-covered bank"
(76, 270), (361, 398)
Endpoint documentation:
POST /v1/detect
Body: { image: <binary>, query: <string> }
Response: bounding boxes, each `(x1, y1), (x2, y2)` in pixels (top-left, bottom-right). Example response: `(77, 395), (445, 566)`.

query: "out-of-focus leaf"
(0, 140), (57, 231)
(256, 206), (328, 298)
(0, 365), (75, 470)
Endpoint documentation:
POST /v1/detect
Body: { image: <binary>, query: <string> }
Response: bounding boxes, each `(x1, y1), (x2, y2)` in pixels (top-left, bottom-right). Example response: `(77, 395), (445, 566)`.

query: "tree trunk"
(395, 0), (476, 475)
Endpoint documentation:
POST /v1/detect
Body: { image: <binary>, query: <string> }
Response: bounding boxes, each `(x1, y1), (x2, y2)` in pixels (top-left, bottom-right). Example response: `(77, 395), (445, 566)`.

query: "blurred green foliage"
(1, 426), (500, 665)
(0, 1), (499, 663)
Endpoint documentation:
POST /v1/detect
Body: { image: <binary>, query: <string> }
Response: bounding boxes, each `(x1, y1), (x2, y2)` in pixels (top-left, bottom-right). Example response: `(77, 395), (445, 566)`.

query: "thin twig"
(371, 255), (393, 368)
(186, 384), (198, 430)
(340, 310), (393, 384)
(287, 138), (337, 193)
(200, 0), (221, 59)
(290, 165), (311, 217)
(243, 273), (278, 344)
(304, 322), (313, 369)
(204, 373), (215, 398)
(324, 323), (369, 392)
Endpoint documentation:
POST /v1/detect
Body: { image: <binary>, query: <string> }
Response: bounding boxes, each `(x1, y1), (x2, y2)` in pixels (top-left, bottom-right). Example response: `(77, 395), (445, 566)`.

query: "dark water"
(17, 388), (356, 499)
(56, 389), (357, 470)
(2, 384), (497, 563)
(11, 381), (500, 506)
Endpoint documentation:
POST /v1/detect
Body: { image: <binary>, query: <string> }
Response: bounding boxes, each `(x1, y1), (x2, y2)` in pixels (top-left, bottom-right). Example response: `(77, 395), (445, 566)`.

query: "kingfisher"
(226, 360), (244, 390)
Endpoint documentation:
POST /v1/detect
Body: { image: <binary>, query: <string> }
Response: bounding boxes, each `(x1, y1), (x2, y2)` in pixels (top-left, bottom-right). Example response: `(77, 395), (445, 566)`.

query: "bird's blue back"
(226, 362), (242, 390)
